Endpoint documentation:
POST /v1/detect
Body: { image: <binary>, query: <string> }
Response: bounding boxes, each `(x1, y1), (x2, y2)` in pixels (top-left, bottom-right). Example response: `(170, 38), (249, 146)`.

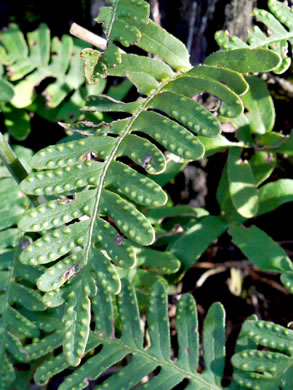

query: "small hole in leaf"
(173, 378), (190, 389)
(63, 263), (81, 280)
(142, 152), (153, 168)
(63, 269), (73, 280)
(95, 354), (133, 385)
(132, 130), (164, 153)
(193, 92), (222, 112)
(140, 366), (161, 385)
(20, 239), (30, 251)
(115, 235), (124, 246)
(56, 196), (75, 204)
(116, 155), (145, 174)
(81, 151), (98, 161)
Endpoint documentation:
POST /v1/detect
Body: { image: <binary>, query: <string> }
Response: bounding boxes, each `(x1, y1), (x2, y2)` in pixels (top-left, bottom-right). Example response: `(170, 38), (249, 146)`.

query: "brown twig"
(196, 266), (227, 287)
(193, 260), (290, 295)
(192, 260), (251, 270)
(70, 23), (107, 50)
(278, 240), (293, 245)
(248, 269), (290, 295)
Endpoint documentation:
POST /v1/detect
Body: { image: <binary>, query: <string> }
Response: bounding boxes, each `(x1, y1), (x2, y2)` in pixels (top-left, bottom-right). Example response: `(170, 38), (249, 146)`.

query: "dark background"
(0, 0), (261, 61)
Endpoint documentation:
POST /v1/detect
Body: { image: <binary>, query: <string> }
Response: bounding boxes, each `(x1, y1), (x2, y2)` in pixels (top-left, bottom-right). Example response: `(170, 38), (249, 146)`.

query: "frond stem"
(84, 74), (180, 266)
(94, 334), (223, 389)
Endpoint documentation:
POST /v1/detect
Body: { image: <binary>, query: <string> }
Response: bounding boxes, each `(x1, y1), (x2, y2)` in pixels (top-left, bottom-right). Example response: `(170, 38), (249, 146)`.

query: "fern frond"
(81, 0), (190, 85)
(232, 319), (293, 389)
(32, 280), (227, 389)
(0, 181), (24, 253)
(0, 23), (88, 108)
(215, 0), (293, 73)
(17, 0), (281, 367)
(0, 170), (48, 389)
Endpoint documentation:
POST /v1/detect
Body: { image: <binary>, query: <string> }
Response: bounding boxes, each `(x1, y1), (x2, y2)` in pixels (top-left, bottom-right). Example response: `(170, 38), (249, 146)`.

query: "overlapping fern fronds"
(17, 0), (281, 368)
(215, 0), (293, 73)
(30, 280), (227, 390)
(0, 150), (49, 390)
(232, 318), (293, 389)
(0, 23), (103, 140)
(0, 23), (87, 109)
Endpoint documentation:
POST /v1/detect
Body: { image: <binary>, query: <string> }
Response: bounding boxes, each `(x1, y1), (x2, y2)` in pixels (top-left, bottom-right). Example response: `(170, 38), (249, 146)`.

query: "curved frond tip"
(215, 0), (293, 73)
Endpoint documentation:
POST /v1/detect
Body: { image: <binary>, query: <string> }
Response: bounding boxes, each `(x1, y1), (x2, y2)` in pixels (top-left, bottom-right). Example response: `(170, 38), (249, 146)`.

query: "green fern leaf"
(232, 319), (293, 389)
(135, 246), (180, 275)
(0, 152), (71, 389)
(0, 175), (28, 253)
(257, 179), (293, 216)
(215, 0), (293, 73)
(241, 76), (275, 135)
(134, 19), (191, 72)
(82, 0), (150, 83)
(17, 0), (282, 367)
(281, 271), (293, 294)
(204, 48), (281, 73)
(228, 148), (259, 219)
(0, 104), (31, 141)
(250, 150), (276, 187)
(108, 53), (175, 80)
(124, 111), (205, 160)
(168, 215), (228, 275)
(0, 79), (14, 102)
(98, 0), (149, 61)
(83, 0), (189, 84)
(229, 224), (293, 272)
(259, 130), (293, 156)
(0, 24), (87, 108)
(33, 280), (227, 389)
(0, 221), (45, 389)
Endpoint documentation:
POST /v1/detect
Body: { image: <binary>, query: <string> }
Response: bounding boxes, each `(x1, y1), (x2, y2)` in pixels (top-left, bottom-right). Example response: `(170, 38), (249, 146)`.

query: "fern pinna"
(17, 0), (280, 371)
(215, 0), (293, 74)
(30, 280), (227, 389)
(0, 148), (52, 390)
(232, 317), (293, 389)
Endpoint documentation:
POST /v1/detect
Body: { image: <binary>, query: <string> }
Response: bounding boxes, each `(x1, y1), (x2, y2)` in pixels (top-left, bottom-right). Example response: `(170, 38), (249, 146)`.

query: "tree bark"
(224, 0), (256, 41)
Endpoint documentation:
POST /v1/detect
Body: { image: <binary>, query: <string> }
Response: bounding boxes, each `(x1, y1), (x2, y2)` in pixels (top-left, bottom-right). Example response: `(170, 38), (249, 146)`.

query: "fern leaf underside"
(32, 280), (226, 390)
(17, 0), (281, 368)
(215, 0), (293, 73)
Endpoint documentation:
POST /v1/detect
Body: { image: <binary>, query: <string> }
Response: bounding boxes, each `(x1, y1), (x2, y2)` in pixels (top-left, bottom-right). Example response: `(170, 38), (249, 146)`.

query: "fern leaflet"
(31, 280), (226, 389)
(232, 318), (293, 389)
(215, 0), (293, 73)
(0, 154), (50, 390)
